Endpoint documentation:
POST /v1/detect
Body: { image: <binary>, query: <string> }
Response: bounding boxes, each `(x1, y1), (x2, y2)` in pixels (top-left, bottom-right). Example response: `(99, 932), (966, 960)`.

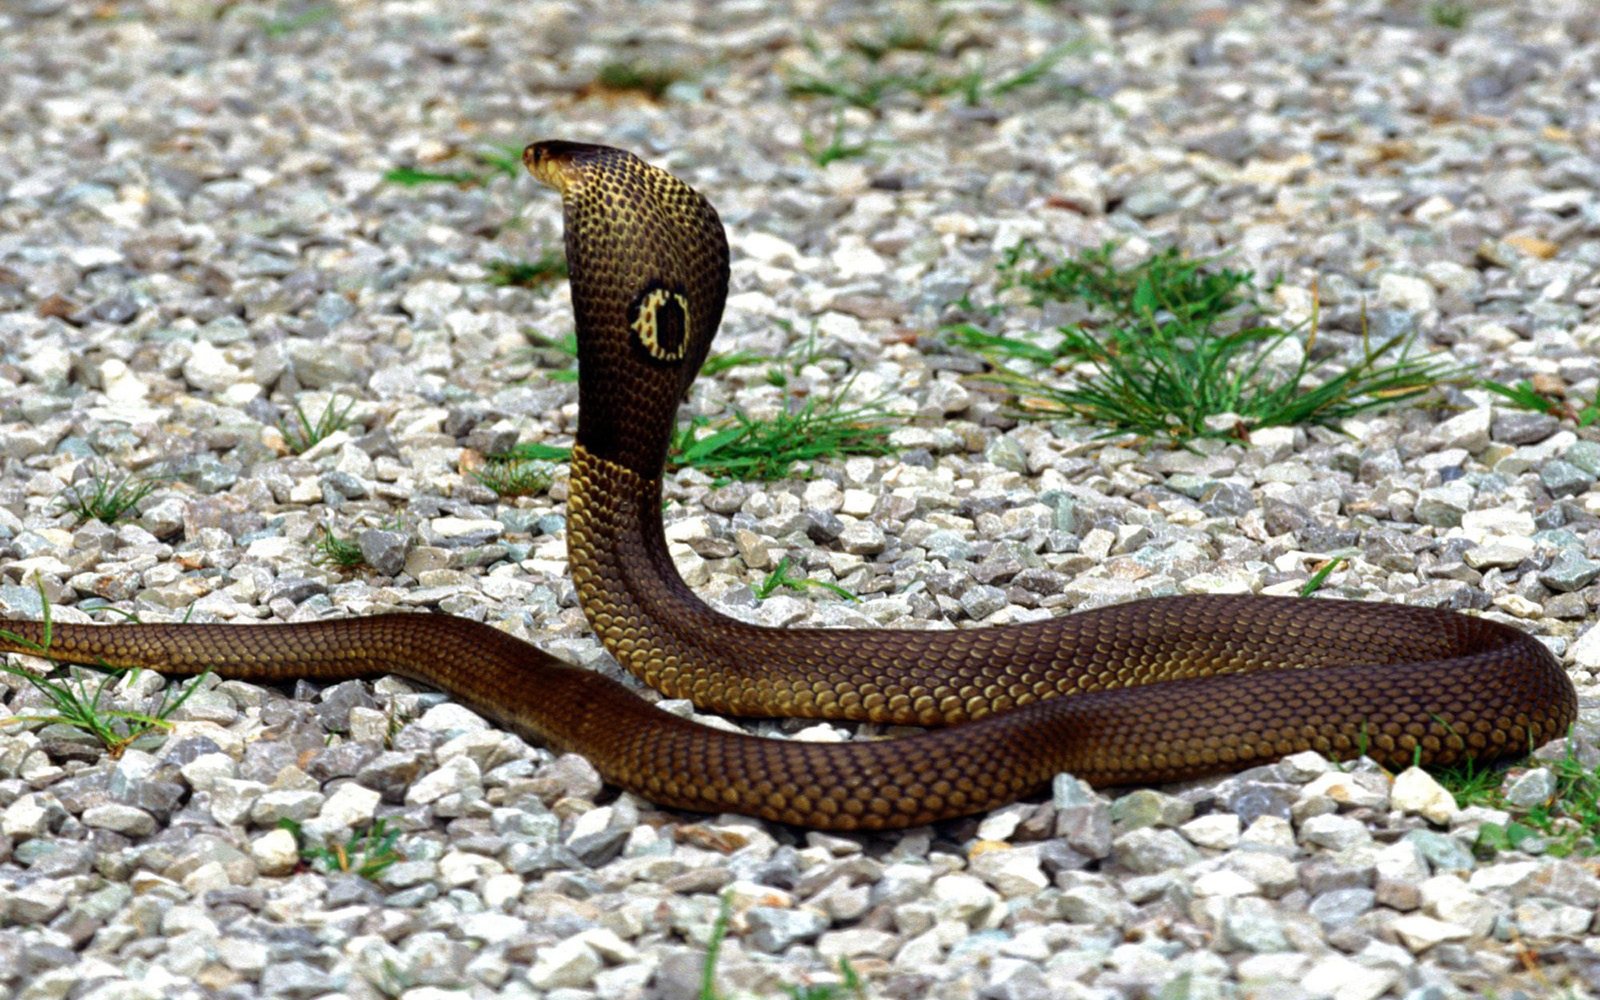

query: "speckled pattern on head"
(0, 141), (1578, 831)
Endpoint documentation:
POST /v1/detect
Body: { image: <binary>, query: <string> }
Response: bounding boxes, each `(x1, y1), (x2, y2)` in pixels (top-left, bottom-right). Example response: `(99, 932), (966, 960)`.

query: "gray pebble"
(1308, 887), (1377, 928)
(1501, 767), (1558, 809)
(1112, 828), (1202, 873)
(1563, 440), (1600, 476)
(1110, 789), (1194, 831)
(1491, 411), (1560, 445)
(746, 906), (830, 952)
(959, 584), (1008, 620)
(1539, 459), (1592, 498)
(1538, 550), (1600, 593)
(1405, 830), (1476, 873)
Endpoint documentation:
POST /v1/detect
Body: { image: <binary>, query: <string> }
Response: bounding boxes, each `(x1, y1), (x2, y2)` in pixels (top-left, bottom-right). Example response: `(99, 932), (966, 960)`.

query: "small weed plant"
(474, 457), (555, 498)
(494, 385), (896, 482)
(845, 15), (952, 62)
(56, 461), (162, 524)
(279, 817), (403, 880)
(802, 115), (878, 167)
(1480, 378), (1600, 427)
(311, 526), (367, 569)
(699, 349), (769, 377)
(1427, 1), (1469, 29)
(263, 3), (336, 37)
(669, 387), (896, 481)
(383, 145), (524, 189)
(698, 893), (864, 1000)
(524, 331), (581, 383)
(754, 557), (858, 602)
(485, 251), (569, 290)
(963, 241), (1462, 444)
(1297, 557), (1346, 597)
(1437, 742), (1600, 859)
(279, 395), (356, 454)
(494, 442), (573, 463)
(592, 62), (690, 99)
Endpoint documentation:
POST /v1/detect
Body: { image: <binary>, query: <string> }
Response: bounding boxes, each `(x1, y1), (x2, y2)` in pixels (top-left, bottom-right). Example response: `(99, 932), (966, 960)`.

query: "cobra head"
(523, 140), (730, 478)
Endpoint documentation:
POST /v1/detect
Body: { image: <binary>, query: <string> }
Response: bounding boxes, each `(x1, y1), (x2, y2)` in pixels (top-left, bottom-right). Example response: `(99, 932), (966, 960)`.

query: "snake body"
(0, 141), (1577, 830)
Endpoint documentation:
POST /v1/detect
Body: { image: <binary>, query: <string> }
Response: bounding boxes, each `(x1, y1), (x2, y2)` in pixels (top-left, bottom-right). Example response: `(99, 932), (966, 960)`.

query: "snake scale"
(0, 141), (1577, 831)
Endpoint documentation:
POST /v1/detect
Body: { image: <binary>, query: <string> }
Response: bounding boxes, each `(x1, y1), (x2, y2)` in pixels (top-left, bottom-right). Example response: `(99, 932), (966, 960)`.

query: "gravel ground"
(4, 1), (1600, 998)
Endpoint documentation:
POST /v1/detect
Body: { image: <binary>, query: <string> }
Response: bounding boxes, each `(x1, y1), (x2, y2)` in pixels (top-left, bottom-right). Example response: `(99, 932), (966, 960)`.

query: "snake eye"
(629, 284), (691, 364)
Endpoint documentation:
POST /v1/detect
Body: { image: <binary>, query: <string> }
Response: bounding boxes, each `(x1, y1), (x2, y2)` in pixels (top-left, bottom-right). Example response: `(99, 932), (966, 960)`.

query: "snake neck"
(567, 444), (740, 700)
(566, 443), (947, 721)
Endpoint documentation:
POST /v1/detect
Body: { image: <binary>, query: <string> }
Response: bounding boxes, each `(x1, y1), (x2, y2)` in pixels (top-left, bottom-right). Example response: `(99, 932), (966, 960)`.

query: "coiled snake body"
(0, 142), (1577, 830)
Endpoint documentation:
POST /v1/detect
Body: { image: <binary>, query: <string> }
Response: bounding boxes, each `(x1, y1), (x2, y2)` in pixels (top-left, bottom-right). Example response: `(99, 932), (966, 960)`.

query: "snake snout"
(522, 141), (578, 194)
(523, 139), (626, 194)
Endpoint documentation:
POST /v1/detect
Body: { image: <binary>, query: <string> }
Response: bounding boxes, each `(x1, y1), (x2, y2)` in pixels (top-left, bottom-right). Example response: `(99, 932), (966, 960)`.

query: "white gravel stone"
(527, 937), (601, 991)
(1430, 407), (1492, 451)
(1179, 813), (1242, 850)
(969, 846), (1048, 897)
(182, 340), (245, 393)
(1419, 876), (1498, 936)
(1570, 622), (1600, 669)
(1304, 953), (1398, 1000)
(1377, 273), (1436, 313)
(2, 793), (58, 838)
(1390, 914), (1472, 952)
(250, 828), (300, 877)
(1390, 767), (1457, 825)
(931, 874), (1001, 926)
(1299, 771), (1388, 810)
(82, 803), (157, 836)
(1193, 870), (1259, 899)
(406, 755), (482, 806)
(1298, 814), (1372, 851)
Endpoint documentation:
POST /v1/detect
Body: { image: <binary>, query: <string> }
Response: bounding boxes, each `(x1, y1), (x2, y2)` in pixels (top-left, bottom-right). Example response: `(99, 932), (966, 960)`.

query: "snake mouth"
(522, 141), (587, 194)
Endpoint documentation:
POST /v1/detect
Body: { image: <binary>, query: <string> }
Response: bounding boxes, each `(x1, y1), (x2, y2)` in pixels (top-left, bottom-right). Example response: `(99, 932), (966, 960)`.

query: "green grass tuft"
(1427, 1), (1469, 28)
(802, 115), (878, 167)
(1297, 557), (1346, 597)
(593, 62), (690, 99)
(966, 241), (1464, 444)
(263, 3), (336, 37)
(845, 15), (952, 63)
(997, 240), (1250, 317)
(56, 461), (163, 524)
(485, 251), (569, 290)
(494, 442), (573, 463)
(699, 894), (732, 1000)
(279, 817), (403, 880)
(383, 145), (525, 189)
(498, 336), (897, 481)
(699, 350), (770, 377)
(698, 891), (864, 1000)
(383, 166), (481, 187)
(279, 395), (356, 454)
(523, 331), (580, 383)
(473, 458), (555, 498)
(755, 557), (858, 602)
(1479, 378), (1600, 427)
(669, 387), (896, 481)
(311, 526), (367, 569)
(1439, 740), (1600, 859)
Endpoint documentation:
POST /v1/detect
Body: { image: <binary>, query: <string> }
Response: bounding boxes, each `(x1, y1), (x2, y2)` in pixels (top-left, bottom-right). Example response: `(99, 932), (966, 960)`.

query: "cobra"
(0, 141), (1576, 831)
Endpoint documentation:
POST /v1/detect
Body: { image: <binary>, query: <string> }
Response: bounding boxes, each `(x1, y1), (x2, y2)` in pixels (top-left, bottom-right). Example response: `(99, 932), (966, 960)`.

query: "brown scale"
(0, 142), (1578, 830)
